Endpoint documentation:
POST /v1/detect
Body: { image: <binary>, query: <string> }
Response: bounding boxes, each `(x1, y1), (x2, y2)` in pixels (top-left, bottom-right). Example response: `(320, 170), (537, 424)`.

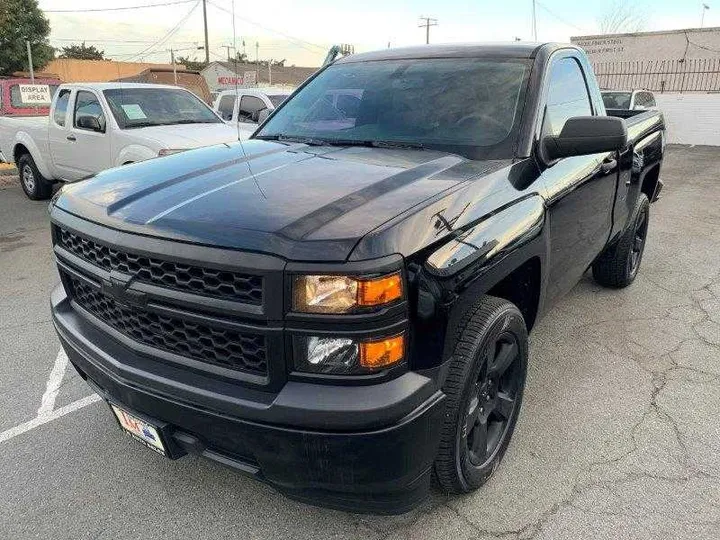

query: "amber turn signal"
(358, 272), (403, 307)
(359, 333), (405, 369)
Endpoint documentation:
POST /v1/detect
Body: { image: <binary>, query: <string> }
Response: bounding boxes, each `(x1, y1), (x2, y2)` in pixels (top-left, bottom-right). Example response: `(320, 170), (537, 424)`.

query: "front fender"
(14, 133), (53, 179)
(425, 195), (546, 279)
(115, 145), (158, 167)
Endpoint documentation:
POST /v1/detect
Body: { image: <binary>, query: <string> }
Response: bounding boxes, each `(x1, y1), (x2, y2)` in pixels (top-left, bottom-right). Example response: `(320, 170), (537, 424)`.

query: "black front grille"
(58, 228), (263, 305)
(68, 275), (268, 375)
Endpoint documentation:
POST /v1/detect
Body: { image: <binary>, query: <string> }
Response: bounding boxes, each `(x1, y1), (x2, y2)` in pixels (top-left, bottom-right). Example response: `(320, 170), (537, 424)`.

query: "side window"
(74, 91), (106, 132)
(544, 57), (592, 136)
(238, 95), (266, 123)
(643, 93), (655, 107)
(634, 93), (646, 108)
(54, 89), (71, 126)
(217, 95), (235, 121)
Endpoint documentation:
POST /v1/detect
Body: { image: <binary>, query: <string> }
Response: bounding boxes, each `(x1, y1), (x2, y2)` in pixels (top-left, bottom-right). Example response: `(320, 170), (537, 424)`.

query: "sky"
(40, 0), (720, 67)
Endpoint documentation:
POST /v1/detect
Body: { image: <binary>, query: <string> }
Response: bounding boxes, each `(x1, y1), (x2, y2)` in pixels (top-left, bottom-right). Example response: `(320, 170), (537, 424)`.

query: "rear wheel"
(592, 193), (650, 288)
(434, 295), (528, 493)
(18, 153), (53, 200)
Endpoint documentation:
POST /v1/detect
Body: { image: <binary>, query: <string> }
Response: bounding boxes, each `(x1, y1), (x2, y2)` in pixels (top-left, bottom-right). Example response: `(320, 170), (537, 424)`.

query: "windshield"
(268, 94), (290, 108)
(256, 58), (529, 158)
(103, 88), (221, 129)
(602, 92), (632, 109)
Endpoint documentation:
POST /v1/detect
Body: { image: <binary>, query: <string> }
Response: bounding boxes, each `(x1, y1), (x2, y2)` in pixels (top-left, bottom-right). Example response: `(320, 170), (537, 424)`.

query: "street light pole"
(171, 48), (177, 84)
(701, 3), (710, 28)
(26, 40), (35, 83)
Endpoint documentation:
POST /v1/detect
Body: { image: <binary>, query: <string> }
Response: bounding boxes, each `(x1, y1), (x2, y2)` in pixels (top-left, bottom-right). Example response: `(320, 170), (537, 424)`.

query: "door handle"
(601, 158), (617, 174)
(66, 135), (76, 141)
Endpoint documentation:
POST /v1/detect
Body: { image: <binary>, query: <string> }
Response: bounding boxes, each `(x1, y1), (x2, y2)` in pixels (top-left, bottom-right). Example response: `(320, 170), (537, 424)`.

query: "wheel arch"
(13, 137), (53, 179)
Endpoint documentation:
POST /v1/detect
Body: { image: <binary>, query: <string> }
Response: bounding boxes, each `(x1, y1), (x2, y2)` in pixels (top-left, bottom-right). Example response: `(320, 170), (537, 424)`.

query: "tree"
(0, 0), (54, 75)
(597, 0), (645, 34)
(175, 56), (207, 71)
(59, 42), (106, 60)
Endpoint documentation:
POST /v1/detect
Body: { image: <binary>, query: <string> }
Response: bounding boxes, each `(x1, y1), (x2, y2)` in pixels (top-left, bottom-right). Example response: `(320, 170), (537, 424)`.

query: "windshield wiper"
(369, 140), (424, 150)
(124, 121), (163, 129)
(172, 119), (219, 124)
(256, 134), (328, 146)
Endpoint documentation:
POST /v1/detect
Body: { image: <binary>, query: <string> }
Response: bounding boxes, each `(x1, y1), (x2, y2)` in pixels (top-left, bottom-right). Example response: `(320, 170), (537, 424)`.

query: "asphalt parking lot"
(0, 144), (718, 540)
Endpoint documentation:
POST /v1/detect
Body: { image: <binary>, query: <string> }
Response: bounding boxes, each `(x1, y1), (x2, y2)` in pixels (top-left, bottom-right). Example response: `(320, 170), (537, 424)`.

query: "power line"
(535, 1), (588, 34)
(44, 0), (195, 13)
(205, 0), (326, 53)
(123, 0), (200, 61)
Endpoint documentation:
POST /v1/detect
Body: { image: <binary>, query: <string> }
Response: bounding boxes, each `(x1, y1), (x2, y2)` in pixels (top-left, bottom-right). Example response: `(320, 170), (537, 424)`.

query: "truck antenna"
(231, 0), (266, 198)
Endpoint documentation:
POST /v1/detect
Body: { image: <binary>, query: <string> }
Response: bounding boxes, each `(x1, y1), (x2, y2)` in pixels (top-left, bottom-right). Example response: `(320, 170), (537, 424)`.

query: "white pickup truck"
(212, 88), (292, 125)
(0, 82), (245, 200)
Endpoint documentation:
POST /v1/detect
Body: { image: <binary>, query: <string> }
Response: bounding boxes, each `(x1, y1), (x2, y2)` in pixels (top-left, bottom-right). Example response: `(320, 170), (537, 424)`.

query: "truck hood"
(54, 140), (506, 261)
(130, 122), (252, 148)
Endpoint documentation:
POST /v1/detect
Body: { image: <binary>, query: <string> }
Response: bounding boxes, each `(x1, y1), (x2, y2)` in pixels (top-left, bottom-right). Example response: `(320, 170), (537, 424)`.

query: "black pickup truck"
(50, 43), (665, 514)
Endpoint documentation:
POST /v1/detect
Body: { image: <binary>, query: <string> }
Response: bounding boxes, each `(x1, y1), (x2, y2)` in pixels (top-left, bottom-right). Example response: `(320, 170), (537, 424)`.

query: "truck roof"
(56, 82), (186, 91)
(336, 42), (556, 63)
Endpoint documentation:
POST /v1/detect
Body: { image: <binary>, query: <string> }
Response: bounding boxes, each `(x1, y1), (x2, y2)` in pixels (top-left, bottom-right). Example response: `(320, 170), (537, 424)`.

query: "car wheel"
(592, 193), (650, 288)
(434, 295), (528, 493)
(18, 153), (53, 200)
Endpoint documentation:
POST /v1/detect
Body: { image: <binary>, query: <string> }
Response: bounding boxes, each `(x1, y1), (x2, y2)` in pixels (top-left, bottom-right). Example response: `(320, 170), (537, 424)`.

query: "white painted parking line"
(37, 350), (69, 417)
(0, 394), (101, 444)
(0, 349), (101, 444)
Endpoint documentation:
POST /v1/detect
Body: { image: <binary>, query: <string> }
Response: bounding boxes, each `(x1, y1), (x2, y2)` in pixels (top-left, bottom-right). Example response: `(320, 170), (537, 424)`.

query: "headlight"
(294, 333), (405, 374)
(293, 272), (403, 314)
(158, 148), (189, 157)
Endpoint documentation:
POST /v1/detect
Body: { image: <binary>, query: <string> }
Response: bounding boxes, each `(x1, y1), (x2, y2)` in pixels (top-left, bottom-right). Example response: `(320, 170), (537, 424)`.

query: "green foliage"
(59, 42), (106, 60)
(175, 56), (207, 72)
(0, 0), (54, 75)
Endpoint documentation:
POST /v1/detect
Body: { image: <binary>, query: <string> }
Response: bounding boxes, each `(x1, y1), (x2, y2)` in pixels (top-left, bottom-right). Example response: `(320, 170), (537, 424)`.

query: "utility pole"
(532, 0), (537, 41)
(418, 16), (438, 44)
(170, 48), (177, 84)
(268, 59), (272, 86)
(222, 44), (233, 61)
(25, 40), (35, 82)
(202, 0), (210, 63)
(701, 3), (710, 28)
(255, 41), (259, 63)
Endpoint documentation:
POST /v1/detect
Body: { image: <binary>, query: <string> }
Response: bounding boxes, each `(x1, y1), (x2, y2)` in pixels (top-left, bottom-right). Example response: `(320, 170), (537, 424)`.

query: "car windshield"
(103, 87), (221, 129)
(268, 94), (290, 107)
(602, 92), (632, 109)
(256, 58), (529, 158)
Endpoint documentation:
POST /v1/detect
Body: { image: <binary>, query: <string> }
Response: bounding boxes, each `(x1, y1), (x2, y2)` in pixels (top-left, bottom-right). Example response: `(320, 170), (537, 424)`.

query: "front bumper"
(52, 285), (446, 514)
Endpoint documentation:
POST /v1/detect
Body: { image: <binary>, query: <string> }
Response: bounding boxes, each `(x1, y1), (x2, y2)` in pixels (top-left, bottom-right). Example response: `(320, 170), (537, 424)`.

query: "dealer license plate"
(110, 404), (167, 456)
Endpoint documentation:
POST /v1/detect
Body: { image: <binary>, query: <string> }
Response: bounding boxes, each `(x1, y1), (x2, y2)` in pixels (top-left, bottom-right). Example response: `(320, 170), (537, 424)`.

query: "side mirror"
(543, 116), (627, 161)
(257, 108), (271, 124)
(77, 115), (103, 132)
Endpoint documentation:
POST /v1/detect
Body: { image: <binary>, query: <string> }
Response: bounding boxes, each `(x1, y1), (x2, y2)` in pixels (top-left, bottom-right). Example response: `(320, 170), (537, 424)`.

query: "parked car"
(212, 88), (292, 124)
(0, 82), (242, 199)
(50, 43), (665, 514)
(602, 89), (657, 113)
(0, 76), (62, 117)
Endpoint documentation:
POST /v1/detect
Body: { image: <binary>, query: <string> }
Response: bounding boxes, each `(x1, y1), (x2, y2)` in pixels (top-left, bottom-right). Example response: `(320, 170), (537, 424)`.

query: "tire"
(434, 295), (529, 494)
(592, 193), (650, 288)
(18, 153), (53, 200)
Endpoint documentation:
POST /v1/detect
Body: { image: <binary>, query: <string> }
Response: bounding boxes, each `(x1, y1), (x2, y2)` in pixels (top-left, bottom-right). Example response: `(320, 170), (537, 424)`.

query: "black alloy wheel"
(464, 333), (521, 467)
